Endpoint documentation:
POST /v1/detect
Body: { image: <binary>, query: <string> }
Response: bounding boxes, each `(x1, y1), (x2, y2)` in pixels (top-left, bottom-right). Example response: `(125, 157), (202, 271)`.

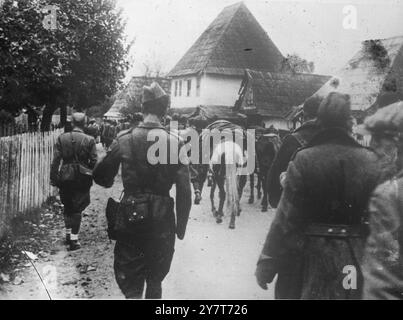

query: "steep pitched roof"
(238, 69), (331, 117)
(313, 36), (403, 114)
(167, 2), (284, 77)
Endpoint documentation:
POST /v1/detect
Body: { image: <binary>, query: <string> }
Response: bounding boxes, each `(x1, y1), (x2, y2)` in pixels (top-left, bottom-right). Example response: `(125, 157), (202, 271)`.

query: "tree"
(86, 95), (115, 119)
(281, 53), (315, 74)
(0, 0), (132, 131)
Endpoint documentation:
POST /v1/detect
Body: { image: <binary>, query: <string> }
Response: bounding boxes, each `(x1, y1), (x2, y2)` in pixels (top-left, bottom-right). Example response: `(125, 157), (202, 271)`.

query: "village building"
(234, 69), (331, 131)
(104, 76), (171, 119)
(310, 36), (403, 124)
(167, 2), (284, 111)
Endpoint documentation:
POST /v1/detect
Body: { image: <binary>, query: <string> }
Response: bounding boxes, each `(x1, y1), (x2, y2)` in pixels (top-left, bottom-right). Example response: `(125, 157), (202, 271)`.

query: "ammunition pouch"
(105, 193), (174, 240)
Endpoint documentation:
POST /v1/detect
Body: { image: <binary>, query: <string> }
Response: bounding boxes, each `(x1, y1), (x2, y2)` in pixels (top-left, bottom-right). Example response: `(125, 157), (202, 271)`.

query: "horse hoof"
(229, 224), (235, 229)
(261, 207), (268, 212)
(216, 217), (223, 224)
(248, 198), (254, 204)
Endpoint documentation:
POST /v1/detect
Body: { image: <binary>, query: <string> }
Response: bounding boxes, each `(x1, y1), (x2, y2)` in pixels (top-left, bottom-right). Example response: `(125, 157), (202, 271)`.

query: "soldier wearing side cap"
(358, 102), (403, 299)
(50, 113), (98, 251)
(93, 82), (192, 299)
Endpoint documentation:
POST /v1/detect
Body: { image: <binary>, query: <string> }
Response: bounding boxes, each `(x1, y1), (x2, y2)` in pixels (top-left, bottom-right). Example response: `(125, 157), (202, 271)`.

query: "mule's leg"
(229, 178), (237, 229)
(216, 178), (225, 224)
(257, 173), (262, 199)
(248, 173), (254, 204)
(261, 173), (268, 212)
(210, 180), (218, 217)
(237, 174), (247, 216)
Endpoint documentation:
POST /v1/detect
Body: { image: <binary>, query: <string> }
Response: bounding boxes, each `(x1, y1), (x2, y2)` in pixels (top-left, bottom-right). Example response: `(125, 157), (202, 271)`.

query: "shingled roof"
(167, 2), (284, 77)
(237, 69), (331, 117)
(313, 36), (403, 116)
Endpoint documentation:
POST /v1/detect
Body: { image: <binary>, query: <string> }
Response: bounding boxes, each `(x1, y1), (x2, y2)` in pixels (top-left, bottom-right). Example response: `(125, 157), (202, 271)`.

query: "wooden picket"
(0, 129), (63, 238)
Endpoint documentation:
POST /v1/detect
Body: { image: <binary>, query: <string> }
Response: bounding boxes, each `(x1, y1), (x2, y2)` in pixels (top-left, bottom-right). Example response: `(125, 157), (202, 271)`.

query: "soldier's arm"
(93, 139), (121, 188)
(267, 134), (301, 208)
(257, 158), (305, 286)
(50, 136), (62, 186)
(363, 181), (403, 300)
(175, 161), (192, 240)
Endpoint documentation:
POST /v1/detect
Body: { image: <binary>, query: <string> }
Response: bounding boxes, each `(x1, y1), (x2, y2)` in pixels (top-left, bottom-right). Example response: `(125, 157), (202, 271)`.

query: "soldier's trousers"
(59, 187), (91, 234)
(114, 233), (175, 299)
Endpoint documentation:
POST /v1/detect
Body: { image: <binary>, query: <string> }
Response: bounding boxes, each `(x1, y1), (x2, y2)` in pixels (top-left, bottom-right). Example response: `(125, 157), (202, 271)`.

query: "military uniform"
(267, 120), (321, 208)
(357, 101), (403, 299)
(86, 122), (100, 140)
(50, 127), (97, 248)
(256, 127), (381, 299)
(363, 175), (403, 299)
(93, 122), (191, 299)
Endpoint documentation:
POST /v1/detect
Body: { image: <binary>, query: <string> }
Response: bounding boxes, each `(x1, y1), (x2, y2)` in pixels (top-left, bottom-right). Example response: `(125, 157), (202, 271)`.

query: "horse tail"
(225, 163), (240, 215)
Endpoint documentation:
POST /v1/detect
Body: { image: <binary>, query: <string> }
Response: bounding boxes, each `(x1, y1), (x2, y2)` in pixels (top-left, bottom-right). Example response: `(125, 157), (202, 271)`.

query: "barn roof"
(239, 69), (331, 117)
(167, 2), (284, 77)
(313, 36), (403, 114)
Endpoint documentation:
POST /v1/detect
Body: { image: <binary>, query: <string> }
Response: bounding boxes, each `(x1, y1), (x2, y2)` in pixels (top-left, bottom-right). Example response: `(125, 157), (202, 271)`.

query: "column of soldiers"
(50, 81), (403, 299)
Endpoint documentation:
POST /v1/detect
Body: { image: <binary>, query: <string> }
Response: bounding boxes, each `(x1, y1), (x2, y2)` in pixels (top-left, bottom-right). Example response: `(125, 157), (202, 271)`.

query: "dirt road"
(0, 151), (275, 300)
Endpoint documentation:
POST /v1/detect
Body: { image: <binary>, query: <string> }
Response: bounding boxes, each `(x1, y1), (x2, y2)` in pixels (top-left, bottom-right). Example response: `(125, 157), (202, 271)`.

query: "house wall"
(201, 74), (243, 106)
(170, 73), (242, 108)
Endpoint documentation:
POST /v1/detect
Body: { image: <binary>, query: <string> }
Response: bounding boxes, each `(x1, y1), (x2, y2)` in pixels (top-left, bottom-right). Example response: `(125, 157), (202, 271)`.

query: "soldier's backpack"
(58, 133), (93, 188)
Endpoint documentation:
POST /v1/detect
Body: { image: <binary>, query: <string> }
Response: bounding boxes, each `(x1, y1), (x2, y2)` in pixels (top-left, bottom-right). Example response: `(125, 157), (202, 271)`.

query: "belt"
(304, 223), (368, 238)
(124, 189), (169, 198)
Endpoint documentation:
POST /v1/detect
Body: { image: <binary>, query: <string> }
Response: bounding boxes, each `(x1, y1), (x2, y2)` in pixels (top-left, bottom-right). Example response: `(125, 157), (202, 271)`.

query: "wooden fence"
(0, 129), (63, 238)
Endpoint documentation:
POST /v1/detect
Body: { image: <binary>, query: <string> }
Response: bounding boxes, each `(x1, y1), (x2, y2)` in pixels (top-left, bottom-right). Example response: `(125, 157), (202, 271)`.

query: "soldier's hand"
(255, 260), (276, 290)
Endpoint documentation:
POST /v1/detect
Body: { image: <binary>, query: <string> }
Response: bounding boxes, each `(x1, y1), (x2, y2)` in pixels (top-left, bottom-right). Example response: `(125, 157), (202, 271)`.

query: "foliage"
(86, 95), (115, 118)
(0, 109), (14, 124)
(281, 53), (315, 74)
(0, 0), (132, 129)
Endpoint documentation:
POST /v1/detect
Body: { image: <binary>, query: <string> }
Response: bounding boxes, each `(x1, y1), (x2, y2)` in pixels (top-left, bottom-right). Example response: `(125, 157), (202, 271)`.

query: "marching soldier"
(86, 118), (100, 142)
(255, 92), (381, 299)
(50, 113), (98, 251)
(267, 95), (323, 208)
(93, 82), (192, 299)
(358, 102), (403, 299)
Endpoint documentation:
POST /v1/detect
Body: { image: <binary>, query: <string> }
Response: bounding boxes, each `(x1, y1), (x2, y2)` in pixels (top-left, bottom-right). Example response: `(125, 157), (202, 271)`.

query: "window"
(174, 81), (178, 97)
(187, 79), (192, 96)
(196, 77), (201, 97)
(179, 80), (182, 96)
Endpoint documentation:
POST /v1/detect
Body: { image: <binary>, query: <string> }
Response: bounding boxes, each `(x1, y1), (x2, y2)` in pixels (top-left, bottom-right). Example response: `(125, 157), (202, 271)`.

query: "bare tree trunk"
(60, 105), (67, 127)
(40, 105), (54, 132)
